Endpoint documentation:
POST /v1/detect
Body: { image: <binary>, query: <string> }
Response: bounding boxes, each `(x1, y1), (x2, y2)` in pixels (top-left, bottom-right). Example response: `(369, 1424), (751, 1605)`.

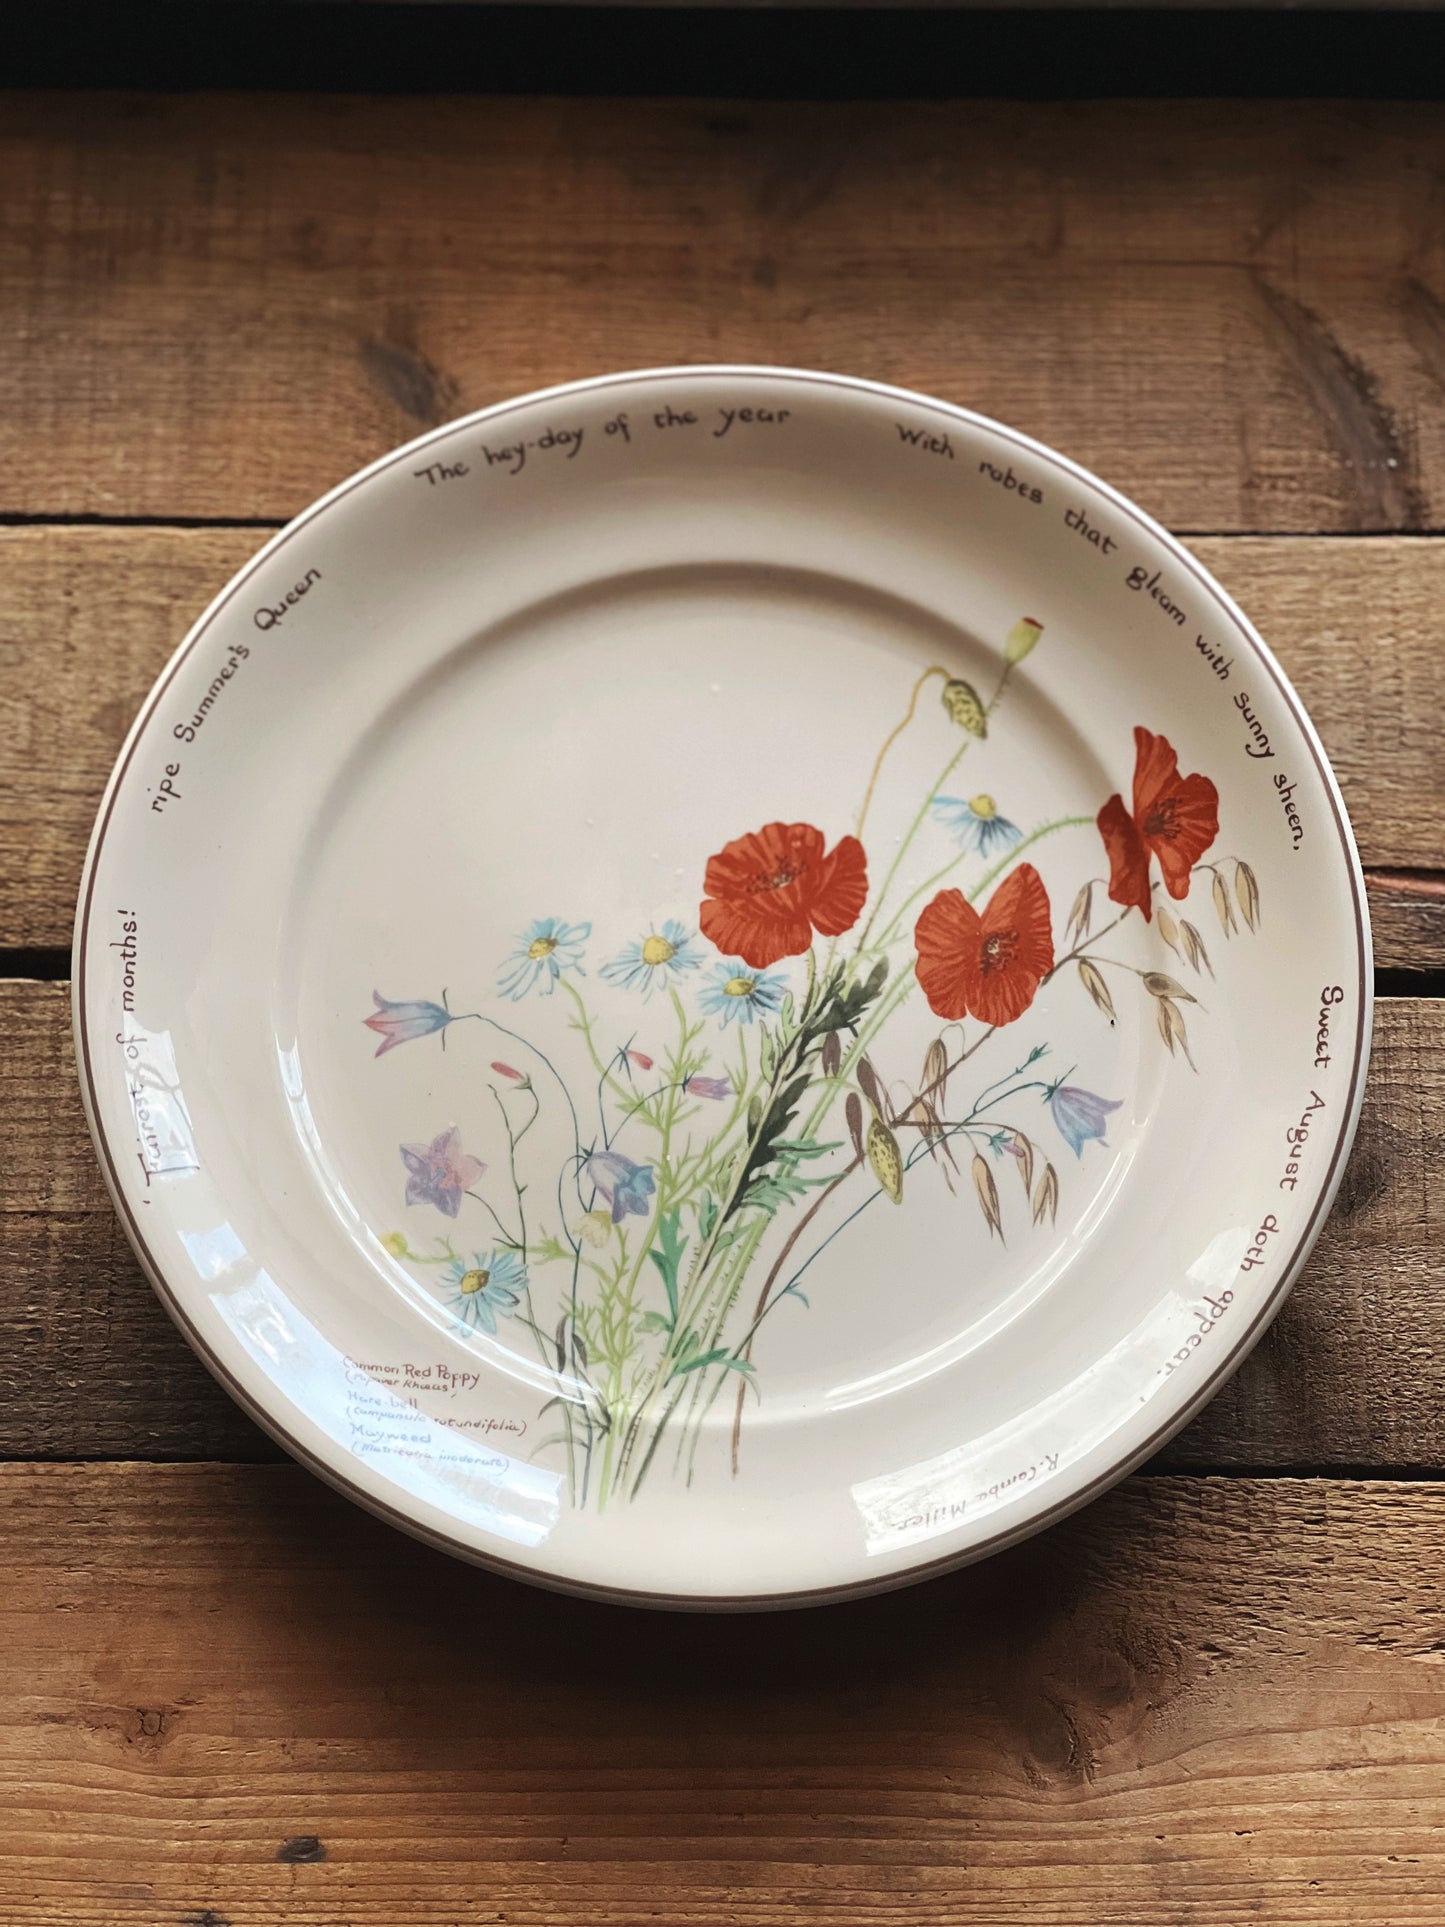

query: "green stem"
(854, 664), (950, 841)
(856, 662), (1014, 949)
(561, 980), (634, 1112)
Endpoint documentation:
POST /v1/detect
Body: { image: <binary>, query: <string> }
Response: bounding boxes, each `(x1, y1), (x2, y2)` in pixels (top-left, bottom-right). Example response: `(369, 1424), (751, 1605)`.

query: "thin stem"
(856, 662), (1013, 949)
(560, 981), (632, 1116)
(726, 1150), (863, 1474)
(464, 1185), (522, 1251)
(487, 1082), (531, 1252)
(854, 665), (949, 840)
(760, 1077), (1046, 1325)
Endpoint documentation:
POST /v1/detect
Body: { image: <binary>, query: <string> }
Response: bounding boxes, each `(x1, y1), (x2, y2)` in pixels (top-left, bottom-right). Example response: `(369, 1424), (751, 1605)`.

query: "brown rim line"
(72, 365), (1373, 1612)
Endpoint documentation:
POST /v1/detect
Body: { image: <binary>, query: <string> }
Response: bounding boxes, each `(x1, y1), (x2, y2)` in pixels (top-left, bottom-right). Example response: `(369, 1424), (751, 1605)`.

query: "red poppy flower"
(913, 864), (1055, 1025)
(1098, 727), (1219, 920)
(700, 821), (869, 969)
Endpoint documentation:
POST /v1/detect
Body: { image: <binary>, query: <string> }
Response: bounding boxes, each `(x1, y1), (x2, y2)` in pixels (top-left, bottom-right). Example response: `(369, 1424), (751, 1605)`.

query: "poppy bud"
(380, 1230), (409, 1259)
(867, 1117), (904, 1203)
(1004, 617), (1043, 664)
(940, 678), (987, 737)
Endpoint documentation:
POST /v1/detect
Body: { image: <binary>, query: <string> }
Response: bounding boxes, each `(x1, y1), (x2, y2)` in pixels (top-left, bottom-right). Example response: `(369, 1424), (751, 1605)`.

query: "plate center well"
(282, 561), (1145, 1457)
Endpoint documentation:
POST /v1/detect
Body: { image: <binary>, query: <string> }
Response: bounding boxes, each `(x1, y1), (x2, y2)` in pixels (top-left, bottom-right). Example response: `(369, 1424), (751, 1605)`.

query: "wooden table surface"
(3, 91), (1445, 1926)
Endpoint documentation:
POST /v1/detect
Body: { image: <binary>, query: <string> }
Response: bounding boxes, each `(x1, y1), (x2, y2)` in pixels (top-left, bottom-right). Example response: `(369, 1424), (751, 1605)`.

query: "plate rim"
(71, 363), (1374, 1609)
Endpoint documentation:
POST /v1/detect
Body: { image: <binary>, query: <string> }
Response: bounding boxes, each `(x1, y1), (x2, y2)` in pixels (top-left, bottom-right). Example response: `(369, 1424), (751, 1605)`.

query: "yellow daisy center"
(641, 934), (675, 967)
(527, 935), (558, 960)
(723, 976), (756, 999)
(459, 1267), (491, 1294)
(969, 794), (998, 819)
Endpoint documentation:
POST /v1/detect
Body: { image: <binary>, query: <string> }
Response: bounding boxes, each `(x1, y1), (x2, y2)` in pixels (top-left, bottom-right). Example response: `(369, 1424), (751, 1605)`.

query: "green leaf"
(645, 1208), (687, 1324)
(639, 1310), (671, 1335)
(697, 1195), (718, 1242)
(743, 1173), (813, 1214)
(771, 1138), (844, 1160)
(667, 1346), (733, 1380)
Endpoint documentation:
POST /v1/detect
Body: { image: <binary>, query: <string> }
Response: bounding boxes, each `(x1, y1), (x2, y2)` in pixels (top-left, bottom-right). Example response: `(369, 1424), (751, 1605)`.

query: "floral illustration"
(697, 959), (789, 1026)
(584, 1151), (658, 1225)
(601, 921), (700, 997)
(364, 616), (1261, 1508)
(498, 917), (591, 999)
(400, 1126), (485, 1217)
(930, 793), (1023, 857)
(364, 992), (455, 1057)
(699, 821), (868, 966)
(1047, 1082), (1123, 1158)
(913, 863), (1054, 1025)
(1097, 726), (1219, 918)
(445, 1247), (527, 1334)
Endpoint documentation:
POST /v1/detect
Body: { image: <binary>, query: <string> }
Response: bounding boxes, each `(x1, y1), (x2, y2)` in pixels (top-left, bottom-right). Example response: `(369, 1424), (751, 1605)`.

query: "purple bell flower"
(584, 1150), (657, 1223)
(1048, 1084), (1122, 1158)
(364, 992), (453, 1057)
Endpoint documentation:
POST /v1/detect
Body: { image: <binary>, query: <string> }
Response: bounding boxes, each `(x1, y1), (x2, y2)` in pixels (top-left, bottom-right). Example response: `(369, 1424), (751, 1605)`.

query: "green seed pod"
(867, 1116), (904, 1204)
(1004, 616), (1044, 664)
(940, 678), (987, 738)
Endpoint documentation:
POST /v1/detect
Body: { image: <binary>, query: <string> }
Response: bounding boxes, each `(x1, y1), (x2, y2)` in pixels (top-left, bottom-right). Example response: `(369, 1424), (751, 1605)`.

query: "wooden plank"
(4, 97), (1445, 529)
(2, 1463), (1445, 1924)
(1367, 871), (1445, 975)
(2, 525), (1444, 954)
(0, 981), (1439, 1468)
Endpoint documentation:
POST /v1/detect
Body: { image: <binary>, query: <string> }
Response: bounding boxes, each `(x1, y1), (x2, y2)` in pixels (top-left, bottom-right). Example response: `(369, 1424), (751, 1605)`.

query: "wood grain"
(0, 981), (1436, 1468)
(4, 96), (1445, 529)
(3, 525), (1444, 953)
(1, 1463), (1444, 1925)
(1368, 871), (1445, 974)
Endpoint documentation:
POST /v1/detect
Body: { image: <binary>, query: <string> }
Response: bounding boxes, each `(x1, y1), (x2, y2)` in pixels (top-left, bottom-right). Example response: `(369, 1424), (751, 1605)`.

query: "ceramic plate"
(75, 367), (1370, 1608)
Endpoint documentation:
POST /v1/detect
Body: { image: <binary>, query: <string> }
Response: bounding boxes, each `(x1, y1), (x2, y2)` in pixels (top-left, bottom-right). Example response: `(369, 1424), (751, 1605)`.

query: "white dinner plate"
(74, 367), (1370, 1608)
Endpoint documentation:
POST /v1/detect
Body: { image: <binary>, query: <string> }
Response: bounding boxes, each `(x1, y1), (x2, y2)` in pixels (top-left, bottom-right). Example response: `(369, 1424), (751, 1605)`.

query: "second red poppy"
(913, 864), (1055, 1026)
(1098, 727), (1219, 920)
